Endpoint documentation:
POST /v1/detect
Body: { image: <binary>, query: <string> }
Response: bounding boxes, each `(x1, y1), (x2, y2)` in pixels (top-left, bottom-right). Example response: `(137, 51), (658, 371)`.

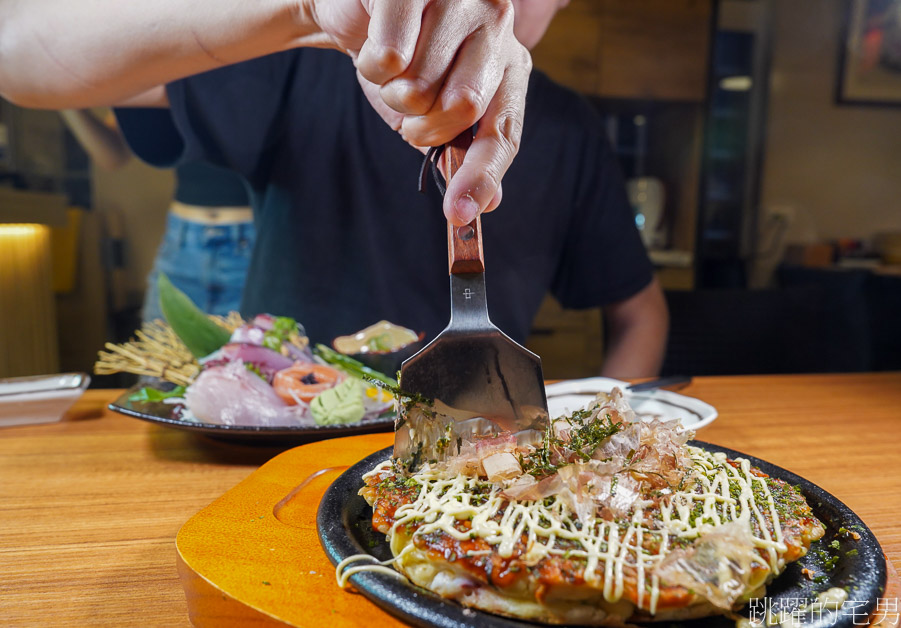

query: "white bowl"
(0, 373), (90, 427)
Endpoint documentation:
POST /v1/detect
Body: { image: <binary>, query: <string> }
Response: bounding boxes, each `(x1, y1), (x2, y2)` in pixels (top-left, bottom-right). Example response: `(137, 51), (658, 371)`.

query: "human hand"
(309, 0), (531, 225)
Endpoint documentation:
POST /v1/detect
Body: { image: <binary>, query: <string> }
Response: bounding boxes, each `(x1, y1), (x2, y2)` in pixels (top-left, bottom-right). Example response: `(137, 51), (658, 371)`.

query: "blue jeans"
(142, 213), (255, 322)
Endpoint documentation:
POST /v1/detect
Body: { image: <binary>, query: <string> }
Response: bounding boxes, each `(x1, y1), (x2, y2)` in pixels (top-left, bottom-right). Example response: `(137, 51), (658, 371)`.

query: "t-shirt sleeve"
(550, 105), (654, 309)
(113, 107), (184, 167)
(118, 51), (298, 187)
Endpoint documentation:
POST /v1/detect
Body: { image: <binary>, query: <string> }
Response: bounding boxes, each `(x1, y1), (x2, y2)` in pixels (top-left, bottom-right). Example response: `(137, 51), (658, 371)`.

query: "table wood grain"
(1, 373), (899, 627)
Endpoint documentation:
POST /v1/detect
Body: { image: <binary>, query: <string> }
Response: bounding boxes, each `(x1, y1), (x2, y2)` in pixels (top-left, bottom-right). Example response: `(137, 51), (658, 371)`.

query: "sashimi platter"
(99, 275), (416, 437)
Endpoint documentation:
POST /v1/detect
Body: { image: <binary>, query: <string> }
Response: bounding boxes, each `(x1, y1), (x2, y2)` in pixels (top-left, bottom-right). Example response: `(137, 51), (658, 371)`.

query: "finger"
(400, 26), (507, 147)
(441, 61), (529, 225)
(379, 2), (477, 116)
(357, 0), (427, 86)
(485, 184), (502, 213)
(358, 71), (431, 154)
(356, 70), (405, 132)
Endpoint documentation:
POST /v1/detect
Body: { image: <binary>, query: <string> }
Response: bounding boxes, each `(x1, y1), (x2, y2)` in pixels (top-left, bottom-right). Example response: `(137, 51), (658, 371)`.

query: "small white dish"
(545, 376), (717, 430)
(0, 373), (90, 427)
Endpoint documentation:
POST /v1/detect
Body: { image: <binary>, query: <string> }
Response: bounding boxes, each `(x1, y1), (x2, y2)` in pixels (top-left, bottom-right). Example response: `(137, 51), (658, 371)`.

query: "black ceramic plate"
(108, 384), (394, 444)
(318, 443), (886, 628)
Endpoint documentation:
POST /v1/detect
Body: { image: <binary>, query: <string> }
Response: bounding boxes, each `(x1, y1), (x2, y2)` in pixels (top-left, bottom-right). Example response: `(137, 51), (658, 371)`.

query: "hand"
(309, 0), (531, 225)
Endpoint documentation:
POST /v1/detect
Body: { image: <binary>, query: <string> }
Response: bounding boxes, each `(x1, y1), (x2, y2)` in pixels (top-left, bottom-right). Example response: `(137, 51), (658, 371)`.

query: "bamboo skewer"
(94, 314), (246, 386)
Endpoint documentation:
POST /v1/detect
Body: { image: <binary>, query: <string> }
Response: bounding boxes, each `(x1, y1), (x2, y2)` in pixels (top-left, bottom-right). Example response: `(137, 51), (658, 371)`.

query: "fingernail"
(454, 195), (480, 224)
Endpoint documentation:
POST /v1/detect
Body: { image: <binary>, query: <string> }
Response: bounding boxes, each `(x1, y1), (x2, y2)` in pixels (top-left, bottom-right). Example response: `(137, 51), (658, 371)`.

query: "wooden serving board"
(176, 435), (900, 628)
(176, 433), (403, 627)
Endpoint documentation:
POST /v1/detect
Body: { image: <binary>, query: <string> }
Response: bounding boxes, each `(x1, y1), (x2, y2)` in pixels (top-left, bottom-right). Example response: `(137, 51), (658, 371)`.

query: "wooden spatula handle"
(441, 130), (485, 275)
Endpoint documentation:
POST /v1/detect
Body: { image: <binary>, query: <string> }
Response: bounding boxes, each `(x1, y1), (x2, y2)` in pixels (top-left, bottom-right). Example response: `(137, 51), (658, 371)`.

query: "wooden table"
(1, 373), (899, 626)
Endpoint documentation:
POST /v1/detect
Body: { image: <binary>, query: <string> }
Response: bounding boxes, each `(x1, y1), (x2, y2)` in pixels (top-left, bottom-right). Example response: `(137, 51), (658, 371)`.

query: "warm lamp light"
(1, 224), (43, 236)
(0, 189), (67, 377)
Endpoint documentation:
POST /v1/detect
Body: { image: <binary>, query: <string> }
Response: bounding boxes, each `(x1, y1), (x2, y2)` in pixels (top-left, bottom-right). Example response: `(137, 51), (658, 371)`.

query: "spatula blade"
(400, 326), (548, 430)
(392, 131), (549, 467)
(395, 274), (548, 464)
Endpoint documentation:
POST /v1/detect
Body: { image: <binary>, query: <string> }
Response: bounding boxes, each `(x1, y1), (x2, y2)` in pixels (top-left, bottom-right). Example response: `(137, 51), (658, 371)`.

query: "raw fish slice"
(185, 361), (312, 427)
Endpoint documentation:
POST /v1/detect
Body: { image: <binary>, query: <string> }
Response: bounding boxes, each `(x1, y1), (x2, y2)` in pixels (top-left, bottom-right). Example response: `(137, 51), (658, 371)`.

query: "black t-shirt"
(114, 108), (250, 207)
(170, 161), (250, 207)
(118, 49), (652, 346)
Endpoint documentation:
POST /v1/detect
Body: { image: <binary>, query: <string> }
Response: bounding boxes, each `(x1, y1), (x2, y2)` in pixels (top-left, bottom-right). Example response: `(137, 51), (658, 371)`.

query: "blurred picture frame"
(837, 0), (901, 105)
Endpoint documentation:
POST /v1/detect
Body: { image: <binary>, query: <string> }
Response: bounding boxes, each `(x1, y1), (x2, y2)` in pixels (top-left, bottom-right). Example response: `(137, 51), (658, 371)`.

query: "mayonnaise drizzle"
(346, 447), (789, 615)
(335, 553), (407, 589)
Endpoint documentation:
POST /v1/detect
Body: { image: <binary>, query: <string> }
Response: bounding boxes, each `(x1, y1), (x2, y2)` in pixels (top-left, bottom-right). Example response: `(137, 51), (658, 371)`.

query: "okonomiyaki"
(340, 389), (825, 625)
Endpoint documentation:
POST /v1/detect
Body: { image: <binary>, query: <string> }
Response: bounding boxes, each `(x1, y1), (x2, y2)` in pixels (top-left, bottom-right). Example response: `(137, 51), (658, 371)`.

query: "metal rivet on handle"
(458, 225), (475, 241)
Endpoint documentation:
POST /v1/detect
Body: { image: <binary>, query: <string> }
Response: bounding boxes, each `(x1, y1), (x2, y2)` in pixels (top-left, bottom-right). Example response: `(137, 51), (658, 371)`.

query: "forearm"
(599, 279), (669, 379)
(0, 0), (327, 108)
(600, 323), (666, 379)
(1, 0), (528, 223)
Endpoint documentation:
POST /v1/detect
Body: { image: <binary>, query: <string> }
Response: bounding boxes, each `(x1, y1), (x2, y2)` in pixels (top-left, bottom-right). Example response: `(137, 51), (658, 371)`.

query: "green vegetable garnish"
(313, 344), (397, 387)
(262, 316), (301, 352)
(158, 273), (231, 358)
(245, 363), (266, 381)
(129, 385), (187, 403)
(272, 316), (297, 336)
(366, 332), (393, 353)
(519, 407), (622, 478)
(262, 332), (282, 351)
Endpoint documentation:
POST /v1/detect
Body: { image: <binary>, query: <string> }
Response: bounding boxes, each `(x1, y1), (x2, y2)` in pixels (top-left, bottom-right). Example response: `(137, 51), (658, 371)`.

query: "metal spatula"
(394, 131), (549, 466)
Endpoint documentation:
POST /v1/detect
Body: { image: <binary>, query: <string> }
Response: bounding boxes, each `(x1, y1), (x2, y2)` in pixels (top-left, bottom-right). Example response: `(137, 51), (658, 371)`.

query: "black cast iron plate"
(317, 443), (886, 628)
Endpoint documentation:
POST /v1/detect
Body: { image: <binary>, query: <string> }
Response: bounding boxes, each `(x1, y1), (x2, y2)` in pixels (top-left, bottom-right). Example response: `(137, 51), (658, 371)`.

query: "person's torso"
(241, 51), (603, 346)
(173, 160), (251, 208)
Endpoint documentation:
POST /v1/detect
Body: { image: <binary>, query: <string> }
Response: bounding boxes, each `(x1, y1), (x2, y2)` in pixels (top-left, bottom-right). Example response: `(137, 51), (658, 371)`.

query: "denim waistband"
(164, 211), (255, 246)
